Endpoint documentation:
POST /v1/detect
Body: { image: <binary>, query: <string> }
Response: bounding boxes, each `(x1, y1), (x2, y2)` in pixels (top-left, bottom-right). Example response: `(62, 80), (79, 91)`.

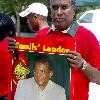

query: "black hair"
(71, 0), (76, 6)
(0, 13), (16, 41)
(49, 0), (76, 6)
(34, 53), (52, 71)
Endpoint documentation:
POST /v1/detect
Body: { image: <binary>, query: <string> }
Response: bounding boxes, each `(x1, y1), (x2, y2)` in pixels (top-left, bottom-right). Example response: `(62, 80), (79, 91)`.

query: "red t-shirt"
(34, 25), (100, 100)
(34, 26), (51, 39)
(0, 38), (12, 97)
(73, 26), (100, 100)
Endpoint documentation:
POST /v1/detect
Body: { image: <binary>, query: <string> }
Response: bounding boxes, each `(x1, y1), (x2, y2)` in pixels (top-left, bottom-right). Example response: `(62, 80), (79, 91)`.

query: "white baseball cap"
(19, 3), (48, 17)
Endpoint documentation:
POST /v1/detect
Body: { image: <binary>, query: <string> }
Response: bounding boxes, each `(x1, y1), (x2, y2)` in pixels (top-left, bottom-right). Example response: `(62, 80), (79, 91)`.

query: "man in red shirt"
(0, 13), (15, 100)
(8, 1), (100, 100)
(8, 3), (50, 51)
(8, 3), (50, 99)
(35, 0), (100, 100)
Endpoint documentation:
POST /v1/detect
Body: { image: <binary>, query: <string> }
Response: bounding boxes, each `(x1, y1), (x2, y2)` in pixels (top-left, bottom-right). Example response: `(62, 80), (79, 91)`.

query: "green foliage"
(0, 0), (13, 14)
(30, 0), (48, 4)
(95, 6), (100, 9)
(0, 0), (48, 14)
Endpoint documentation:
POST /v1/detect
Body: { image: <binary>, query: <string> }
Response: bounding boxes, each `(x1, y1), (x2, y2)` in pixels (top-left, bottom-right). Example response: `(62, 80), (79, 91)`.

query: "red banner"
(14, 37), (75, 54)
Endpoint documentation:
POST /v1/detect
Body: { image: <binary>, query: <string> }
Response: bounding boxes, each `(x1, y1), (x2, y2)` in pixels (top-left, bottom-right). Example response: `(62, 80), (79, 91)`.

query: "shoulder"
(36, 26), (50, 36)
(15, 77), (36, 97)
(76, 26), (99, 45)
(76, 26), (95, 37)
(17, 77), (34, 86)
(50, 80), (65, 92)
(49, 80), (66, 99)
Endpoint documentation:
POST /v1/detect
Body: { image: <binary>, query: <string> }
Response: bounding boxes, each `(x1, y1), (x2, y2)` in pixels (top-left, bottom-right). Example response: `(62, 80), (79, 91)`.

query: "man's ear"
(49, 71), (53, 78)
(72, 5), (75, 16)
(32, 14), (37, 21)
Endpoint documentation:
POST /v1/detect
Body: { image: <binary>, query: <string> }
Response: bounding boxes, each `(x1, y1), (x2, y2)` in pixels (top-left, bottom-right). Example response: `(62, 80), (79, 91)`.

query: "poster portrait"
(12, 37), (75, 100)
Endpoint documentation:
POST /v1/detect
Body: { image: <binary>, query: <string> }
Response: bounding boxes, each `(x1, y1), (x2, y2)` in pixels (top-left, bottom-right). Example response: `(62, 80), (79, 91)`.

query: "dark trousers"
(0, 95), (8, 100)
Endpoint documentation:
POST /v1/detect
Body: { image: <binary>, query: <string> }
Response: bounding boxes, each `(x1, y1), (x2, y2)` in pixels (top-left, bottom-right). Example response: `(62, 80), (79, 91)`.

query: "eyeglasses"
(34, 70), (49, 75)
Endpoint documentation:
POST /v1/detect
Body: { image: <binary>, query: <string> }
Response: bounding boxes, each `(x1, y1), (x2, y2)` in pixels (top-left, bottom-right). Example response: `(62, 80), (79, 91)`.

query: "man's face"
(27, 13), (39, 32)
(34, 62), (52, 89)
(50, 0), (75, 30)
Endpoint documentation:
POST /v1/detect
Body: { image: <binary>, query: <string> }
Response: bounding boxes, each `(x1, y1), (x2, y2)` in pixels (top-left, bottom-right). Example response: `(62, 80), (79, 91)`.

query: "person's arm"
(81, 62), (100, 85)
(67, 51), (100, 85)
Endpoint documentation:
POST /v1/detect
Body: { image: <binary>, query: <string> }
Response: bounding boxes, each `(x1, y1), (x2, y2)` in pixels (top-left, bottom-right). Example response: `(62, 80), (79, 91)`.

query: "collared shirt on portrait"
(14, 77), (67, 100)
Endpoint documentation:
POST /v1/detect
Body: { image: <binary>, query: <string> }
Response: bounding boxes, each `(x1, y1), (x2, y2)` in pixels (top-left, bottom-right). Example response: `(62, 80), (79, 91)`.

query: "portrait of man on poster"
(14, 54), (67, 100)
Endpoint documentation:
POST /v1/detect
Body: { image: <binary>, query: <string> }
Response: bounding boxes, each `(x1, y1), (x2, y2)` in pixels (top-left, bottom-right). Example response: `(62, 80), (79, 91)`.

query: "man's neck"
(39, 21), (49, 31)
(39, 86), (46, 91)
(39, 82), (49, 91)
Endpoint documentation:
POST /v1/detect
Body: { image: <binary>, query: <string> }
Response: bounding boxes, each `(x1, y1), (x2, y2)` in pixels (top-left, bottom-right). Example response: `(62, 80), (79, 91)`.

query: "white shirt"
(88, 82), (100, 100)
(14, 77), (67, 100)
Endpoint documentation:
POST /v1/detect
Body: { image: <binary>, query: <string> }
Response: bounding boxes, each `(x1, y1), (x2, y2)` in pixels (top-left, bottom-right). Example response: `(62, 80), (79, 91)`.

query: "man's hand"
(67, 51), (84, 69)
(8, 38), (16, 53)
